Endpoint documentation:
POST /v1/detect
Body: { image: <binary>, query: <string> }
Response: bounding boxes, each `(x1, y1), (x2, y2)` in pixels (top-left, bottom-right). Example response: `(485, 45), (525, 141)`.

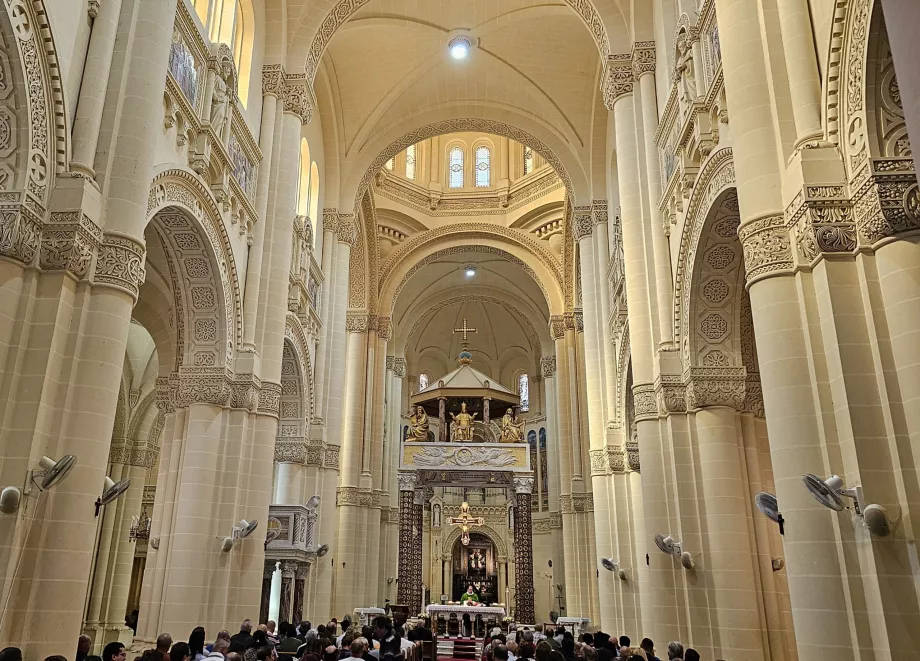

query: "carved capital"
(336, 486), (360, 506)
(632, 383), (658, 421)
(573, 309), (584, 333)
(397, 471), (418, 491)
(229, 373), (260, 411)
(258, 382), (282, 416)
(684, 367), (746, 410)
(393, 357), (407, 378)
(786, 185), (856, 262)
(572, 205), (593, 240)
(655, 376), (687, 414)
(602, 53), (634, 110)
(592, 199), (608, 226)
(625, 436), (640, 471)
(851, 159), (920, 245)
(549, 315), (566, 340)
(0, 204), (40, 267)
(513, 476), (535, 494)
(540, 356), (556, 379)
(632, 41), (656, 77)
(608, 445), (626, 473)
(170, 370), (233, 409)
(377, 316), (392, 340)
(262, 64), (285, 98)
(322, 208), (339, 235)
(742, 377), (765, 417)
(40, 212), (102, 279)
(275, 438), (307, 463)
(282, 73), (314, 124)
(738, 214), (793, 285)
(336, 215), (358, 247)
(589, 448), (608, 476)
(345, 310), (369, 333)
(93, 232), (147, 301)
(386, 356), (396, 371)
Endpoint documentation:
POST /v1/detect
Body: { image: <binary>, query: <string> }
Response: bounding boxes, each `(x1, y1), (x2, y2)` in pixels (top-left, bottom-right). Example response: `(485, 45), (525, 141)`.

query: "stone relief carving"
(409, 446), (520, 469)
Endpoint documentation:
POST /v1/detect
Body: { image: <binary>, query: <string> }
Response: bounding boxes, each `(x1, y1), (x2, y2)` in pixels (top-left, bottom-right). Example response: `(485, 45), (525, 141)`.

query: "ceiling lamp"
(464, 265), (477, 277)
(449, 36), (471, 60)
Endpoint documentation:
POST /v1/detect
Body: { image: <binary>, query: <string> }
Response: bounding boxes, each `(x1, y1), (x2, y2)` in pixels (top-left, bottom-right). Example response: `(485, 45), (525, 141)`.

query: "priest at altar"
(459, 584), (480, 605)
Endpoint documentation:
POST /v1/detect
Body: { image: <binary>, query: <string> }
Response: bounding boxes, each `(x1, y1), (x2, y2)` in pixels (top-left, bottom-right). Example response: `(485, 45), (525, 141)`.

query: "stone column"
(268, 561), (281, 624)
(605, 52), (678, 641)
(366, 319), (389, 606)
(634, 43), (674, 347)
(688, 377), (764, 661)
(413, 488), (424, 612)
(439, 397), (447, 441)
(242, 67), (282, 351)
(396, 472), (419, 608)
(280, 562), (296, 624)
(881, 0), (920, 172)
(293, 566), (307, 624)
(513, 476), (536, 624)
(714, 0), (856, 656)
(775, 0), (823, 144)
(70, 0), (124, 175)
(541, 357), (561, 512)
(483, 397), (491, 427)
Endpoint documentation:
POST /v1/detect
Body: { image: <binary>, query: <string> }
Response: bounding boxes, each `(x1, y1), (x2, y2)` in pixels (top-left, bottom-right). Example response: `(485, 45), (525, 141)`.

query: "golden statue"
(407, 405), (429, 442)
(450, 402), (477, 442)
(498, 407), (525, 443)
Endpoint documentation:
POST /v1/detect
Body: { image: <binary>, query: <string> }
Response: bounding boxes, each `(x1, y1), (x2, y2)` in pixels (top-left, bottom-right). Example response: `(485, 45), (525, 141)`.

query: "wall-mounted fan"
(600, 557), (627, 580)
(95, 476), (130, 515)
(317, 543), (330, 557)
(655, 534), (694, 570)
(34, 455), (76, 491)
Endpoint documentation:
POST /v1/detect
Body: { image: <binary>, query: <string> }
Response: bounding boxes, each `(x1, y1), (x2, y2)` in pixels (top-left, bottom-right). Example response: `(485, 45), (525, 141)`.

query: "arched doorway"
(449, 532), (499, 604)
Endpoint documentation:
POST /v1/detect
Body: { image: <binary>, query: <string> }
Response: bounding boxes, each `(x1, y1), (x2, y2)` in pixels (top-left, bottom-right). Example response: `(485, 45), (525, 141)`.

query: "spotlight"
(449, 37), (471, 60)
(465, 265), (477, 277)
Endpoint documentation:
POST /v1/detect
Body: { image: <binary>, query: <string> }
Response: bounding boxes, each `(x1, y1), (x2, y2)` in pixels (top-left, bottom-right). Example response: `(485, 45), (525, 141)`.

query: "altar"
(396, 337), (536, 625)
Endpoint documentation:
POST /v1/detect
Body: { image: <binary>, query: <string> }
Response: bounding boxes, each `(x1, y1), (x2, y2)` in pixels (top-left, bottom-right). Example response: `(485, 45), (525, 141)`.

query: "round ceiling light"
(449, 36), (471, 60)
(464, 265), (477, 277)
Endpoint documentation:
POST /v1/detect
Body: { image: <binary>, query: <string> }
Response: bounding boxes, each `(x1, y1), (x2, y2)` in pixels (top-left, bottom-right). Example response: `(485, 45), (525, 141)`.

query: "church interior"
(1, 0), (920, 659)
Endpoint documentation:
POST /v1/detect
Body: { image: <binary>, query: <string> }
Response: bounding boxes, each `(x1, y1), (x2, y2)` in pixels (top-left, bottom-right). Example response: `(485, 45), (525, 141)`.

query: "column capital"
(572, 205), (593, 240)
(322, 208), (339, 235)
(540, 356), (556, 378)
(397, 471), (418, 491)
(549, 316), (566, 340)
(93, 232), (147, 302)
(345, 310), (369, 333)
(632, 383), (658, 422)
(785, 183), (856, 263)
(573, 309), (584, 333)
(40, 210), (103, 281)
(262, 64), (285, 97)
(377, 316), (392, 340)
(738, 213), (794, 285)
(393, 357), (407, 378)
(335, 214), (358, 247)
(684, 366), (746, 410)
(591, 199), (608, 226)
(282, 73), (314, 124)
(602, 53), (634, 111)
(632, 40), (656, 78)
(513, 475), (535, 494)
(851, 159), (920, 245)
(386, 356), (396, 371)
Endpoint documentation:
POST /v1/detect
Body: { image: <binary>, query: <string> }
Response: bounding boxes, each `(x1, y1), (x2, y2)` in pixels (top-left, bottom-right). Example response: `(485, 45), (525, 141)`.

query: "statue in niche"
(210, 59), (233, 136)
(498, 408), (525, 443)
(407, 405), (429, 442)
(450, 402), (477, 442)
(432, 503), (441, 528)
(675, 37), (698, 108)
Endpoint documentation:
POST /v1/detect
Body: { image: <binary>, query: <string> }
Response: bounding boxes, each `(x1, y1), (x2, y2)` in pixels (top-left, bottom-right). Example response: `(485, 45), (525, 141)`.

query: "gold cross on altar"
(448, 501), (485, 546)
(453, 318), (478, 343)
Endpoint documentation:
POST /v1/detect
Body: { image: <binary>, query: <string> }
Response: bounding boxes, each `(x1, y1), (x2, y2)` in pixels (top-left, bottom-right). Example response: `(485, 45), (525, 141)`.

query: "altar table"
(425, 604), (506, 618)
(354, 607), (386, 625)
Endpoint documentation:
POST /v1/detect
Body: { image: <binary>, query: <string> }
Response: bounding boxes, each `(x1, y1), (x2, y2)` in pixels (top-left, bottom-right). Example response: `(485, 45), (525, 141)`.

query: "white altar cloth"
(354, 607), (386, 625)
(426, 604), (506, 618)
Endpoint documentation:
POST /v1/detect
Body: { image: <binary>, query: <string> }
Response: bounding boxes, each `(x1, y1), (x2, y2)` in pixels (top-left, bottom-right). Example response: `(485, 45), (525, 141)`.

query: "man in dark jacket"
(230, 620), (255, 652)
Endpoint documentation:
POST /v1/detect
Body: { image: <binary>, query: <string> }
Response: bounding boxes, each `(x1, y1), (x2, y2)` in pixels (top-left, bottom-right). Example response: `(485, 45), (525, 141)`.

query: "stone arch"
(145, 205), (232, 370)
(673, 147), (735, 362)
(278, 338), (304, 440)
(299, 0), (613, 91)
(444, 521), (508, 561)
(683, 189), (744, 368)
(146, 168), (243, 362)
(285, 313), (315, 421)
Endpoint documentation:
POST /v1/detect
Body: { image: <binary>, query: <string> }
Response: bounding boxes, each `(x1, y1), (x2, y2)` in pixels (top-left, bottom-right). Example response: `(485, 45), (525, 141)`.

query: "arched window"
(195, 0), (254, 107)
(518, 373), (529, 412)
(385, 158), (395, 171)
(418, 373), (430, 391)
(296, 139), (311, 216)
(448, 147), (464, 188)
(309, 162), (320, 238)
(405, 144), (417, 180)
(475, 146), (491, 187)
(523, 146), (534, 175)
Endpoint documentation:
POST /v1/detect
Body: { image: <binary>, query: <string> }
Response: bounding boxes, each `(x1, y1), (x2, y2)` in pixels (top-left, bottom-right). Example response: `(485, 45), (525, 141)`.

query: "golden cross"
(448, 501), (485, 546)
(453, 318), (478, 343)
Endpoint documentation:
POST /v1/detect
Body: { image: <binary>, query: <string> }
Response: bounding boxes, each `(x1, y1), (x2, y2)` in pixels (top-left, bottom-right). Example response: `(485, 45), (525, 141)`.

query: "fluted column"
(513, 476), (536, 624)
(714, 0), (855, 657)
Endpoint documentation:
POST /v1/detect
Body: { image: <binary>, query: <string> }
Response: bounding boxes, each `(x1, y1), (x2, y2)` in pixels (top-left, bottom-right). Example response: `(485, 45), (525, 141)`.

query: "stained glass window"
(406, 144), (417, 180)
(475, 146), (491, 187)
(518, 373), (529, 412)
(523, 146), (534, 175)
(449, 147), (464, 188)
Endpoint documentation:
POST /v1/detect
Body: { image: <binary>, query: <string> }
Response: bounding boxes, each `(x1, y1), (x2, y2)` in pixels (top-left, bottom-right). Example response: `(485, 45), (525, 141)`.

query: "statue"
(432, 503), (441, 528)
(450, 402), (477, 442)
(675, 38), (697, 108)
(210, 60), (232, 134)
(469, 549), (485, 571)
(498, 408), (525, 443)
(407, 405), (429, 442)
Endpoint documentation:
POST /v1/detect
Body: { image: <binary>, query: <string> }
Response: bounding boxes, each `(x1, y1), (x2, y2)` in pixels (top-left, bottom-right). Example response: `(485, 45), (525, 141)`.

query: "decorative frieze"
(738, 214), (793, 285)
(559, 493), (594, 513)
(602, 53), (634, 110)
(684, 366), (746, 410)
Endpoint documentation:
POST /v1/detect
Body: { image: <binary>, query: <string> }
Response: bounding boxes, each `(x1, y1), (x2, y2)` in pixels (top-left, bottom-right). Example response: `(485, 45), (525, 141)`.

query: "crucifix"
(453, 318), (477, 347)
(448, 501), (484, 546)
